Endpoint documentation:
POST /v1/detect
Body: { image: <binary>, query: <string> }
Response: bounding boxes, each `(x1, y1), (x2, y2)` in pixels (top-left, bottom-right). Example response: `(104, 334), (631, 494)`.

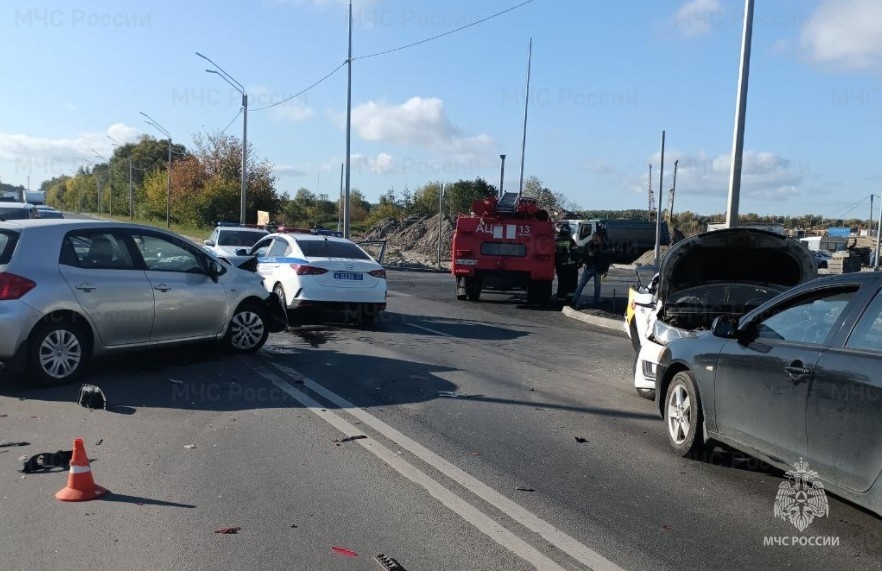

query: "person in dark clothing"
(571, 224), (611, 308)
(554, 224), (578, 300)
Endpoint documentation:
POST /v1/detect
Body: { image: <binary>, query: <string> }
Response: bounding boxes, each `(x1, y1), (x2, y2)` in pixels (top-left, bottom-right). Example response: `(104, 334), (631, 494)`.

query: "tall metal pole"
(668, 159), (679, 222)
(517, 38), (532, 198)
(437, 183), (445, 268)
(875, 192), (881, 271)
(139, 112), (172, 228)
(499, 154), (506, 198)
(725, 0), (755, 229)
(338, 163), (344, 233)
(96, 174), (102, 215)
(196, 53), (249, 225)
(869, 194), (874, 239)
(241, 94), (248, 224)
(166, 139), (172, 228)
(344, 0), (353, 239)
(654, 130), (666, 265)
(128, 158), (134, 221)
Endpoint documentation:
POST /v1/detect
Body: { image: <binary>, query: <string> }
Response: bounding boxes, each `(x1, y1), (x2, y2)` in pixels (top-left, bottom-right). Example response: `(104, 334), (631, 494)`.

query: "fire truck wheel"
(465, 277), (482, 301)
(526, 279), (552, 305)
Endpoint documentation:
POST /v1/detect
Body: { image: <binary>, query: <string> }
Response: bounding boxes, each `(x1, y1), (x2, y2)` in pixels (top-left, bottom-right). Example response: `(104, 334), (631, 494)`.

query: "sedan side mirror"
(204, 239), (215, 247)
(711, 316), (738, 339)
(234, 248), (248, 256)
(207, 260), (224, 282)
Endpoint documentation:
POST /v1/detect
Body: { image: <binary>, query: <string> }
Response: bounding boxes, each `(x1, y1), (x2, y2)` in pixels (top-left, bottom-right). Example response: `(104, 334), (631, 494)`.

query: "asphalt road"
(1, 269), (880, 570)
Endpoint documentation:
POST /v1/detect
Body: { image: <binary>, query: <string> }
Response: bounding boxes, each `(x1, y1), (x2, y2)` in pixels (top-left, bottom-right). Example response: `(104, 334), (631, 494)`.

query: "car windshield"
(0, 230), (18, 264)
(218, 230), (266, 247)
(297, 239), (371, 260)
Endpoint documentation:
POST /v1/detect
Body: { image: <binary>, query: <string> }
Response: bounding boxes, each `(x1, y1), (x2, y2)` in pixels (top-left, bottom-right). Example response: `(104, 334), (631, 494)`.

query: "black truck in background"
(561, 218), (670, 264)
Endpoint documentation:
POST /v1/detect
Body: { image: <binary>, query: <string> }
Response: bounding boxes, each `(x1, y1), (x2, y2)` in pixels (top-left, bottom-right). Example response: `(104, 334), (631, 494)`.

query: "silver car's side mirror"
(204, 239), (215, 247)
(207, 260), (223, 282)
(711, 316), (738, 339)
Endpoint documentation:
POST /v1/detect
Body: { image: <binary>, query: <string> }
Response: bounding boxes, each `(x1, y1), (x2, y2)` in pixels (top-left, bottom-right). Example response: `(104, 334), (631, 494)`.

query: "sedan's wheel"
(664, 371), (707, 457)
(28, 320), (88, 386)
(273, 283), (287, 309)
(226, 304), (269, 353)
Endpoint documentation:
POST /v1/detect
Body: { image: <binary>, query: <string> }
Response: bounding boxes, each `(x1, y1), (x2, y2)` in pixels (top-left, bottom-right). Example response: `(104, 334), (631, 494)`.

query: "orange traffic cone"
(55, 438), (108, 502)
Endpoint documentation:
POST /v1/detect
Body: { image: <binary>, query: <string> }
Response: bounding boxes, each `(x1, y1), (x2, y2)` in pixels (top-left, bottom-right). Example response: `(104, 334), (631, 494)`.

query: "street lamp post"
(498, 154), (506, 198)
(197, 51), (248, 225)
(140, 111), (173, 228)
(108, 136), (134, 220)
(92, 150), (108, 215)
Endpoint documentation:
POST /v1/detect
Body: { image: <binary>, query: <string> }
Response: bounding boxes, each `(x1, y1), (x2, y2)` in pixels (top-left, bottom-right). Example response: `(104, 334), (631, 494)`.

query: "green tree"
(446, 178), (496, 216)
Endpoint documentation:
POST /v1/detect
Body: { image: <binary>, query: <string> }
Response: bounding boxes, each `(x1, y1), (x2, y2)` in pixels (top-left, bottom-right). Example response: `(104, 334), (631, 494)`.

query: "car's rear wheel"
(28, 319), (89, 386)
(664, 370), (707, 457)
(225, 303), (269, 353)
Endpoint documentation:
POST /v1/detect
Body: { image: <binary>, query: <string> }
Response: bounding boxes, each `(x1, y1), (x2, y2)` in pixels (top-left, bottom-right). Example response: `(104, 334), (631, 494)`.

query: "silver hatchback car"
(0, 220), (287, 386)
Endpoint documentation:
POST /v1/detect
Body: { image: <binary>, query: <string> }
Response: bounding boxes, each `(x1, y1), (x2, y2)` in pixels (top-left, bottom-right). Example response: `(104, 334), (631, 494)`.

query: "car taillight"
(0, 273), (36, 300)
(369, 269), (386, 279)
(290, 264), (328, 275)
(456, 249), (472, 257)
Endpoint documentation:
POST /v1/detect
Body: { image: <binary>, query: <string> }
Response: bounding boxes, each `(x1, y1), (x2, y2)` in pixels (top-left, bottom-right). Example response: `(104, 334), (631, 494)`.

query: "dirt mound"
(358, 215), (456, 265)
(632, 246), (670, 267)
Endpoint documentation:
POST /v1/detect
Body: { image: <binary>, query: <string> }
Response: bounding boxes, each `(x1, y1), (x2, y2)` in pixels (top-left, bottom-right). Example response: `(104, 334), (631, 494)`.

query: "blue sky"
(2, 0), (882, 219)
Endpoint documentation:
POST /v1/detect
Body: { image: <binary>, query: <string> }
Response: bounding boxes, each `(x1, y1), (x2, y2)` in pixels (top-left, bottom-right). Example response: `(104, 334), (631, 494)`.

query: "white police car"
(245, 228), (387, 324)
(203, 222), (268, 257)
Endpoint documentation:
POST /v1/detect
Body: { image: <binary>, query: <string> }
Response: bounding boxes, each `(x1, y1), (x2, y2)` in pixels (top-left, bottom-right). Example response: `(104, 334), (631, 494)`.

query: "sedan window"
(755, 289), (856, 344)
(251, 237), (274, 257)
(267, 238), (291, 258)
(61, 232), (135, 270)
(846, 289), (882, 351)
(131, 233), (204, 273)
(0, 230), (18, 264)
(296, 239), (371, 260)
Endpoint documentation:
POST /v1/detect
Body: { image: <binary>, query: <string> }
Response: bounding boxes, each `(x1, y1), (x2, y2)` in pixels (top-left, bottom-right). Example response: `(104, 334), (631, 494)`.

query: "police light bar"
(270, 225), (343, 238)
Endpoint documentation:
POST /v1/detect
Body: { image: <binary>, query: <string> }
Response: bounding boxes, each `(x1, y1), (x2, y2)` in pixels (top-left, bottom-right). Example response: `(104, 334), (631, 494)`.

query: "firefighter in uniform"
(554, 224), (578, 300)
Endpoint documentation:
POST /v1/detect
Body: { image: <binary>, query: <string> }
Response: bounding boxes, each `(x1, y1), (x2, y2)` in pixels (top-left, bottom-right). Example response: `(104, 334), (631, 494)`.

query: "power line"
(221, 109), (243, 134)
(251, 61), (347, 111)
(251, 0), (537, 112)
(354, 0), (537, 61)
(835, 195), (870, 220)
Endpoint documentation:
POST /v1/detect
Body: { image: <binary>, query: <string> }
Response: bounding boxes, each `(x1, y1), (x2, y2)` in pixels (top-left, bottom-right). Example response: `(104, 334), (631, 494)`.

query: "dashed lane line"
(266, 361), (626, 571)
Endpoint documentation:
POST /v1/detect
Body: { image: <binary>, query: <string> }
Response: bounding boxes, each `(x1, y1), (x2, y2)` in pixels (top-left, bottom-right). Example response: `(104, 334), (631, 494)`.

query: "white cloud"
(801, 0), (882, 70)
(642, 149), (806, 204)
(0, 123), (142, 183)
(673, 0), (722, 38)
(349, 96), (495, 159)
(272, 165), (306, 178)
(350, 152), (395, 174)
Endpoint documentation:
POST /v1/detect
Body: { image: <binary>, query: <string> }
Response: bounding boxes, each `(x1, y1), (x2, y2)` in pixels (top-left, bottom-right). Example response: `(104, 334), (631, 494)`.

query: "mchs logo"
(773, 458), (829, 532)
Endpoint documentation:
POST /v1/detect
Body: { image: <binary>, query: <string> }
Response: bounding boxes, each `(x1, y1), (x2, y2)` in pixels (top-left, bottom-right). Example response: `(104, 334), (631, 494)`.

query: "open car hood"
(657, 228), (816, 301)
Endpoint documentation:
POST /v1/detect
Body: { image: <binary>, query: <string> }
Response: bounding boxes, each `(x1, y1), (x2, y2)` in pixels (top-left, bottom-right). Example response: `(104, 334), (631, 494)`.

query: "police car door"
(252, 236), (276, 290)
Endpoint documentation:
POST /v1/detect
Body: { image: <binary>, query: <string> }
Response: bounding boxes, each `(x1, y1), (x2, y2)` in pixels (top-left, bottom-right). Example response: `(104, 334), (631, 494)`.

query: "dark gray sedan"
(657, 271), (882, 516)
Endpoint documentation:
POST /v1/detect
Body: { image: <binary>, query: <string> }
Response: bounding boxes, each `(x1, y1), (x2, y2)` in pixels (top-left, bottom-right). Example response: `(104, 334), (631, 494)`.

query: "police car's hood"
(657, 228), (816, 301)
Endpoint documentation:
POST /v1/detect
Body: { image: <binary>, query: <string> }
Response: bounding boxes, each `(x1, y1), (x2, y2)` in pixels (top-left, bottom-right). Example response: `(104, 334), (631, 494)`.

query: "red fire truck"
(451, 192), (555, 304)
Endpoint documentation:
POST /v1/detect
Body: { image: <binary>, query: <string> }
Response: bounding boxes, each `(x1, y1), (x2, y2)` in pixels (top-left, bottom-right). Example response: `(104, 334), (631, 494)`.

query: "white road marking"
(268, 362), (626, 571)
(251, 365), (567, 571)
(406, 322), (454, 337)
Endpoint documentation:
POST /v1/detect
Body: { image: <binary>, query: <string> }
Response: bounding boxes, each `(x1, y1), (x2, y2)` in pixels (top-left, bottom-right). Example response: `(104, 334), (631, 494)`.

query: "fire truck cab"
(451, 192), (555, 304)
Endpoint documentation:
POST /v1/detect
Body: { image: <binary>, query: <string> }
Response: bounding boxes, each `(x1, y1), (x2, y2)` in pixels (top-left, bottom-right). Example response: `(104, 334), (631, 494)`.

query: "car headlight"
(652, 320), (692, 345)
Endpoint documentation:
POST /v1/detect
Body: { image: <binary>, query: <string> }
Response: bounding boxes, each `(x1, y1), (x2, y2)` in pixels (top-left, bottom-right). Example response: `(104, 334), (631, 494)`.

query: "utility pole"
(197, 52), (249, 225)
(725, 0), (755, 229)
(654, 130), (666, 265)
(344, 0), (353, 239)
(499, 154), (506, 198)
(517, 38), (532, 198)
(668, 159), (679, 223)
(437, 183), (445, 268)
(338, 163), (344, 233)
(140, 111), (173, 228)
(869, 194), (874, 239)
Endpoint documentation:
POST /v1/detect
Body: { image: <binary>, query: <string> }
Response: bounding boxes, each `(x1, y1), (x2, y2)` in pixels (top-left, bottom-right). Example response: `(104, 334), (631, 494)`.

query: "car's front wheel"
(664, 370), (707, 457)
(28, 319), (89, 386)
(225, 303), (269, 353)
